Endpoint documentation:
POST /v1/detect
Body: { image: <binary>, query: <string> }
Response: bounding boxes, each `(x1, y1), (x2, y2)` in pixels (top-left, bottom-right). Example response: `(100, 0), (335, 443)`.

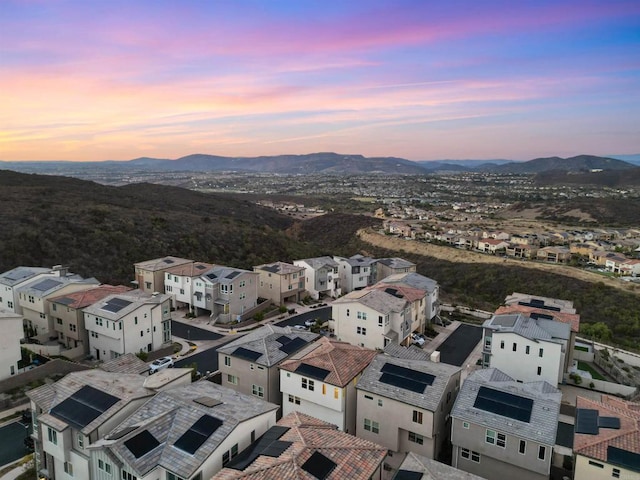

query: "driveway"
(0, 420), (30, 467)
(171, 320), (223, 341)
(436, 323), (482, 367)
(174, 337), (235, 374)
(274, 306), (331, 328)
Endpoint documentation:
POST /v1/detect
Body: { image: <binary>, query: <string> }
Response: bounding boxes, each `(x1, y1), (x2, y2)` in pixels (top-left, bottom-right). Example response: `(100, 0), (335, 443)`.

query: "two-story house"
(279, 338), (377, 434)
(217, 324), (319, 407)
(451, 368), (561, 480)
(375, 257), (417, 282)
(164, 261), (213, 310)
(293, 256), (341, 300)
(83, 290), (172, 361)
(368, 282), (430, 335)
(133, 256), (193, 294)
(212, 411), (388, 480)
(0, 266), (53, 314)
(253, 261), (305, 305)
(477, 238), (510, 254)
(48, 284), (131, 359)
(331, 288), (412, 350)
(88, 381), (279, 480)
(481, 313), (570, 385)
(0, 309), (23, 380)
(536, 246), (571, 263)
(193, 265), (260, 323)
(356, 352), (461, 461)
(380, 272), (440, 325)
(573, 395), (640, 480)
(333, 254), (377, 293)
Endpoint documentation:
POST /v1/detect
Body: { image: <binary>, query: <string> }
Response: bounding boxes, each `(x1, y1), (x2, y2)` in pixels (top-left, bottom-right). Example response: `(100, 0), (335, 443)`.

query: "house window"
(122, 472), (138, 480)
(526, 345), (530, 354)
(463, 421), (470, 429)
(357, 326), (367, 335)
(240, 281), (246, 287)
(378, 316), (383, 326)
(461, 448), (480, 462)
(538, 445), (546, 460)
(486, 429), (496, 444)
(497, 432), (506, 447)
(537, 366), (542, 375)
(145, 282), (152, 289)
(227, 374), (238, 385)
(334, 388), (340, 399)
(64, 461), (73, 476)
(48, 427), (57, 445)
(519, 440), (526, 454)
(364, 418), (379, 434)
(252, 384), (264, 398)
(378, 399), (383, 407)
(412, 410), (423, 424)
(57, 318), (63, 325)
(539, 348), (544, 357)
(613, 468), (621, 478)
(346, 309), (350, 317)
(588, 460), (604, 468)
(302, 378), (315, 391)
(408, 431), (424, 445)
(486, 429), (506, 447)
(77, 433), (84, 449)
(224, 356), (231, 367)
(513, 343), (517, 352)
(288, 395), (301, 405)
(364, 394), (373, 400)
(500, 340), (505, 349)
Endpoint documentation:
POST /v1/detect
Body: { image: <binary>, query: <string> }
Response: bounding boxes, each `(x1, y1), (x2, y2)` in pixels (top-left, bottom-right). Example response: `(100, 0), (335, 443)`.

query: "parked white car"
(149, 356), (174, 374)
(411, 333), (426, 347)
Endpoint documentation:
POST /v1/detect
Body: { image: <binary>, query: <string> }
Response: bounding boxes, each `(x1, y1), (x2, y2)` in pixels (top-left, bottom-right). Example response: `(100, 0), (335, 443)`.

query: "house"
(16, 270), (100, 340)
(375, 257), (417, 282)
(482, 231), (511, 240)
(393, 451), (486, 480)
(211, 411), (388, 480)
(164, 261), (213, 310)
(217, 325), (319, 407)
(48, 284), (131, 359)
(481, 313), (570, 385)
(0, 266), (53, 314)
(621, 258), (640, 276)
(604, 254), (630, 274)
(279, 338), (377, 434)
(506, 243), (537, 259)
(331, 288), (413, 350)
(356, 352), (461, 460)
(83, 289), (172, 361)
(367, 282), (430, 335)
(0, 309), (23, 380)
(294, 256), (341, 300)
(133, 256), (193, 294)
(253, 261), (306, 305)
(536, 246), (571, 263)
(451, 368), (561, 480)
(590, 250), (619, 266)
(87, 381), (279, 480)
(573, 395), (640, 480)
(193, 265), (260, 323)
(333, 254), (377, 293)
(477, 238), (510, 254)
(380, 272), (440, 324)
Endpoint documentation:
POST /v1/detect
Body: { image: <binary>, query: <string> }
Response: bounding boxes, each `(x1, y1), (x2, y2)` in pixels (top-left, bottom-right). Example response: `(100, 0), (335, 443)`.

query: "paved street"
(171, 320), (223, 341)
(0, 420), (30, 467)
(274, 306), (331, 328)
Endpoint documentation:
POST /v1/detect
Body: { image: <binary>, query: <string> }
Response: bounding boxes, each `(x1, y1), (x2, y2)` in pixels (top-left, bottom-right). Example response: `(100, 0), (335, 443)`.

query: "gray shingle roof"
(397, 451), (487, 479)
(451, 368), (561, 445)
(383, 343), (432, 362)
(202, 265), (255, 284)
(296, 256), (339, 270)
(380, 272), (438, 293)
(217, 325), (320, 367)
(333, 289), (408, 314)
(483, 313), (570, 342)
(377, 257), (416, 269)
(357, 354), (460, 412)
(0, 266), (50, 287)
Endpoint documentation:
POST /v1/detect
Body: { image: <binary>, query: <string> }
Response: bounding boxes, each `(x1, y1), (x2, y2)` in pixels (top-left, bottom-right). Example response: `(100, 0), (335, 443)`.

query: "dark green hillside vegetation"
(510, 198), (640, 226)
(0, 170), (320, 284)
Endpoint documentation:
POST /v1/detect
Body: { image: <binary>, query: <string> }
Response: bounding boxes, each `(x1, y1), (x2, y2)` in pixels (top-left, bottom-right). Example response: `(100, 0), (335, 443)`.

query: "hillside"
(486, 155), (634, 174)
(534, 167), (640, 187)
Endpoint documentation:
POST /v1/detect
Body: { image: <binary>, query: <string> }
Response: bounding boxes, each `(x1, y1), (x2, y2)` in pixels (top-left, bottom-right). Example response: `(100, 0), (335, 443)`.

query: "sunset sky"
(1, 0), (639, 162)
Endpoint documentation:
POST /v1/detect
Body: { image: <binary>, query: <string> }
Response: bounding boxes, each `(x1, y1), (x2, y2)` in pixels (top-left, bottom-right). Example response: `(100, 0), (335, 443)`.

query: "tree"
(581, 322), (612, 342)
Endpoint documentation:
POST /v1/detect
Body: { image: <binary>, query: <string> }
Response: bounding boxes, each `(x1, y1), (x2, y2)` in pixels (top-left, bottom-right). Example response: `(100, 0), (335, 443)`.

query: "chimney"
(52, 265), (69, 277)
(430, 351), (441, 363)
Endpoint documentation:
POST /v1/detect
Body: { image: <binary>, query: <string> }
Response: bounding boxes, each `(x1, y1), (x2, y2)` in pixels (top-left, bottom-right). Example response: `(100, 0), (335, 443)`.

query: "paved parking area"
(0, 420), (30, 467)
(436, 323), (483, 367)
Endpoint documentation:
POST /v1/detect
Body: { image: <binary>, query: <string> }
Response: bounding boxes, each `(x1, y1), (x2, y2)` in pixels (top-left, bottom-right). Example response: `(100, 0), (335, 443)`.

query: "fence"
(0, 358), (90, 397)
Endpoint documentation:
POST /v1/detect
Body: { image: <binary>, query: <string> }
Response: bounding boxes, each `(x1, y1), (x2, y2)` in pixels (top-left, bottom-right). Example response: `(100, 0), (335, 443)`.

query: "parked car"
(411, 333), (426, 347)
(304, 318), (317, 327)
(149, 356), (174, 374)
(293, 325), (308, 330)
(21, 409), (32, 424)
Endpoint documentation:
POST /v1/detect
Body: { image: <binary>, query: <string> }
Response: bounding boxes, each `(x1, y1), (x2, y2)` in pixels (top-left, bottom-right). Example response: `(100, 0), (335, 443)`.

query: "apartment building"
(192, 265), (260, 323)
(0, 266), (52, 314)
(49, 284), (131, 359)
(451, 368), (561, 480)
(133, 255), (193, 294)
(375, 257), (417, 282)
(293, 256), (341, 300)
(333, 254), (377, 293)
(279, 338), (377, 434)
(356, 353), (461, 460)
(83, 290), (172, 361)
(212, 411), (388, 480)
(481, 313), (570, 385)
(253, 261), (305, 305)
(0, 309), (23, 380)
(217, 324), (319, 406)
(163, 261), (213, 310)
(380, 272), (440, 324)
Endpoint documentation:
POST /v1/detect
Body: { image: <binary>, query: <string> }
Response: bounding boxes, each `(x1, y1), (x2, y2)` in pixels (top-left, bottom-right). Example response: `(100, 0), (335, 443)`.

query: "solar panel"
(124, 430), (160, 458)
(381, 363), (435, 386)
(608, 446), (640, 472)
(262, 440), (292, 457)
(196, 264), (207, 270)
(474, 386), (533, 423)
(174, 414), (223, 454)
(226, 271), (241, 279)
(295, 363), (330, 381)
(233, 347), (262, 362)
(393, 470), (423, 480)
(108, 426), (139, 440)
(599, 416), (621, 430)
(226, 426), (290, 470)
(575, 408), (599, 435)
(301, 451), (337, 480)
(32, 278), (62, 292)
(193, 396), (223, 408)
(379, 372), (427, 394)
(50, 385), (119, 429)
(163, 259), (174, 264)
(519, 300), (561, 312)
(279, 337), (307, 355)
(206, 273), (218, 280)
(277, 335), (292, 345)
(102, 297), (133, 313)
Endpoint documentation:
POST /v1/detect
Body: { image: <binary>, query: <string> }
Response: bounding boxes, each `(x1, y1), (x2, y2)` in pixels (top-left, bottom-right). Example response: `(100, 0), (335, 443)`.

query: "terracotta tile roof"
(164, 261), (214, 277)
(279, 338), (377, 387)
(574, 395), (640, 464)
(367, 282), (426, 303)
(48, 284), (131, 309)
(211, 412), (387, 480)
(495, 305), (580, 333)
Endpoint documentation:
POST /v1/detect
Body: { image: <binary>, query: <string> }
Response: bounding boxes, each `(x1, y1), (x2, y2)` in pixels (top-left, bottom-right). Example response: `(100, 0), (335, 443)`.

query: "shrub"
(253, 312), (265, 321)
(279, 305), (288, 314)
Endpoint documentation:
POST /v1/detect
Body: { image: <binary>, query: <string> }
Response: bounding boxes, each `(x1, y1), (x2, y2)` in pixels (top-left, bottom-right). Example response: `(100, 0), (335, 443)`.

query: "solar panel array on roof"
(393, 470), (423, 480)
(575, 408), (599, 435)
(174, 414), (223, 455)
(124, 430), (160, 458)
(225, 271), (240, 279)
(608, 446), (640, 472)
(519, 300), (561, 312)
(163, 259), (174, 264)
(279, 337), (308, 355)
(50, 385), (119, 430)
(226, 425), (290, 470)
(196, 264), (207, 270)
(277, 335), (292, 345)
(301, 451), (337, 480)
(379, 373), (427, 394)
(599, 416), (621, 430)
(295, 363), (330, 381)
(473, 386), (533, 423)
(206, 273), (218, 280)
(384, 288), (404, 299)
(233, 347), (262, 362)
(101, 297), (133, 313)
(381, 363), (436, 386)
(32, 278), (62, 292)
(530, 312), (554, 321)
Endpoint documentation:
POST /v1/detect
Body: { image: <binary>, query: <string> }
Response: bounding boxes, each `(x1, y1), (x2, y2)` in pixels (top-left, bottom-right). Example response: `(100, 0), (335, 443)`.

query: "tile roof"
(279, 338), (377, 388)
(164, 262), (214, 277)
(377, 257), (416, 269)
(49, 284), (132, 309)
(332, 288), (408, 315)
(380, 272), (438, 293)
(217, 325), (320, 367)
(383, 343), (432, 362)
(100, 353), (151, 375)
(357, 354), (460, 412)
(574, 395), (640, 465)
(134, 256), (193, 271)
(211, 412), (387, 480)
(0, 266), (50, 287)
(254, 261), (305, 275)
(483, 313), (570, 342)
(295, 256), (339, 270)
(494, 305), (580, 333)
(396, 451), (487, 480)
(367, 282), (426, 303)
(504, 292), (576, 313)
(83, 289), (171, 320)
(451, 368), (561, 445)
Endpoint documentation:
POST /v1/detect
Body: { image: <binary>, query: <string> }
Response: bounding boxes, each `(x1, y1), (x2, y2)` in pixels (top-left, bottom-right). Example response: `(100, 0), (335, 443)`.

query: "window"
(302, 378), (315, 391)
(500, 340), (505, 349)
(538, 445), (546, 460)
(346, 309), (350, 317)
(239, 281), (246, 288)
(412, 410), (423, 424)
(222, 451), (230, 466)
(471, 450), (480, 462)
(99, 460), (112, 474)
(64, 461), (74, 476)
(122, 472), (138, 480)
(364, 418), (379, 434)
(588, 460), (604, 468)
(378, 316), (383, 326)
(613, 468), (621, 478)
(224, 356), (231, 367)
(48, 427), (57, 445)
(537, 366), (542, 376)
(461, 448), (480, 462)
(288, 395), (301, 405)
(463, 421), (470, 429)
(539, 348), (544, 357)
(364, 394), (373, 400)
(227, 374), (238, 385)
(512, 342), (517, 352)
(377, 399), (383, 407)
(519, 440), (526, 454)
(77, 433), (84, 449)
(497, 432), (506, 448)
(357, 326), (367, 335)
(408, 431), (424, 445)
(334, 388), (340, 399)
(357, 311), (367, 320)
(486, 429), (496, 445)
(57, 318), (63, 325)
(252, 384), (264, 398)
(525, 345), (530, 354)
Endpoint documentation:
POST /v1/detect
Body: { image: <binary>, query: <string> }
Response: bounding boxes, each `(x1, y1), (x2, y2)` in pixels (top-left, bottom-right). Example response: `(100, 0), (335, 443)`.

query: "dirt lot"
(358, 229), (640, 296)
